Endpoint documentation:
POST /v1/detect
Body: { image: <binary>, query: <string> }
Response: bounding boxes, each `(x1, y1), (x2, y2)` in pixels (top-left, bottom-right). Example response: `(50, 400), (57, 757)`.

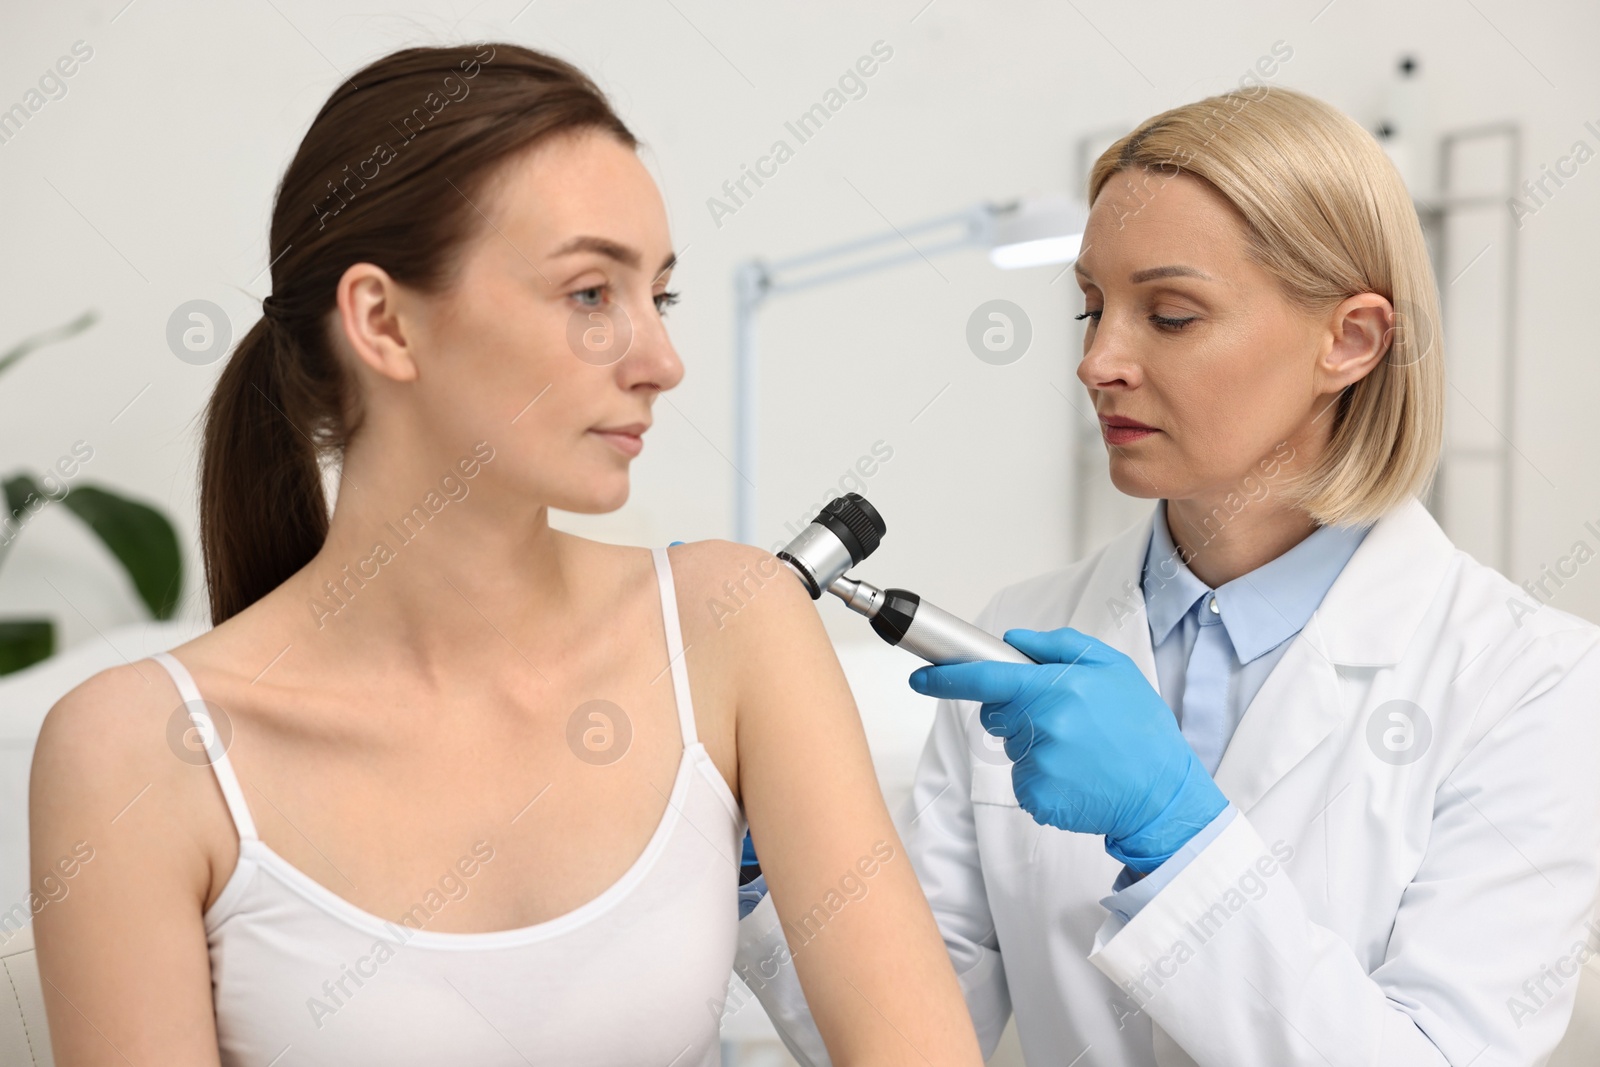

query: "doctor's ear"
(1313, 292), (1393, 397)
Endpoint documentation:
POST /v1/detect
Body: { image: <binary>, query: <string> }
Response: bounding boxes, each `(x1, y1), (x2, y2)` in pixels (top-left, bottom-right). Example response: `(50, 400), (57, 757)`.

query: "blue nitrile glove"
(737, 831), (767, 918)
(907, 627), (1228, 873)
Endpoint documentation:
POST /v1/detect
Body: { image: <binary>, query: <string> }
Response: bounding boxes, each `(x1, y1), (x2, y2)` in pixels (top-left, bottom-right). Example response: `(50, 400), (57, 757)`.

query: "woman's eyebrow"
(549, 235), (676, 279)
(1130, 265), (1212, 283)
(550, 235), (640, 268)
(1072, 262), (1213, 284)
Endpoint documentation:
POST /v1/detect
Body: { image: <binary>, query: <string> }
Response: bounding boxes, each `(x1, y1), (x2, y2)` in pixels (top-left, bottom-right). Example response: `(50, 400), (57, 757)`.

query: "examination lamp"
(733, 194), (1087, 546)
(984, 194), (1090, 269)
(778, 492), (1035, 666)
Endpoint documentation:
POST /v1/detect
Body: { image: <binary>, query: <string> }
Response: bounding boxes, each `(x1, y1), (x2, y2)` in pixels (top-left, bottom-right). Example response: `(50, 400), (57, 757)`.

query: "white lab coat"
(735, 497), (1600, 1066)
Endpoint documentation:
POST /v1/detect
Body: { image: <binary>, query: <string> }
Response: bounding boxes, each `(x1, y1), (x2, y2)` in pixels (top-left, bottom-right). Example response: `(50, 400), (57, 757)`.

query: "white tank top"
(149, 547), (747, 1066)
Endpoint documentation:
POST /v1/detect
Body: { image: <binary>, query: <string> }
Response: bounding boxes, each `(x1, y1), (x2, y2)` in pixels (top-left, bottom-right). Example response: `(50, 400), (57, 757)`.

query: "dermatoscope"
(776, 493), (1036, 666)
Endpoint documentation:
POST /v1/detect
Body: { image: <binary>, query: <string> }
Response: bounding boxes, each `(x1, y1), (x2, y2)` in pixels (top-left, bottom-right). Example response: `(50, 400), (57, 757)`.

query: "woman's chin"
(1107, 460), (1166, 500)
(553, 477), (630, 514)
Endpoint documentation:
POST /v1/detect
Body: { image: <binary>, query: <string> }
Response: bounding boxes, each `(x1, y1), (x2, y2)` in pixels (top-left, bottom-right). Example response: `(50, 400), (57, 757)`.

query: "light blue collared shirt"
(1100, 500), (1371, 922)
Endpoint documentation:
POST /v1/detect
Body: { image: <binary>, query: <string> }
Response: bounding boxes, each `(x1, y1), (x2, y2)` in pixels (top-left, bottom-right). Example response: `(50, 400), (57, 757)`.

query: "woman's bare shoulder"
(663, 538), (815, 646)
(30, 655), (217, 898)
(34, 657), (189, 790)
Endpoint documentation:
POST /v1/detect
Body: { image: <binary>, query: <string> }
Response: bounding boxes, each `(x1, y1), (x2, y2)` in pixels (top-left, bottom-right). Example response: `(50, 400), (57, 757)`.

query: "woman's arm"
(29, 664), (225, 1066)
(692, 540), (985, 1066)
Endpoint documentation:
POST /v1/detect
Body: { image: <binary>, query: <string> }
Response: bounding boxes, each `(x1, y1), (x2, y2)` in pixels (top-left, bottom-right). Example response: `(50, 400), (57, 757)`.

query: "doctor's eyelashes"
(1073, 308), (1200, 332)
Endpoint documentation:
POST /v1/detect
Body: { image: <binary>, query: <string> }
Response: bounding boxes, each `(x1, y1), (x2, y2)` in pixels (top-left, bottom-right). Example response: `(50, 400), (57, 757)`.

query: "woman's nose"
(619, 300), (684, 393)
(1076, 316), (1142, 392)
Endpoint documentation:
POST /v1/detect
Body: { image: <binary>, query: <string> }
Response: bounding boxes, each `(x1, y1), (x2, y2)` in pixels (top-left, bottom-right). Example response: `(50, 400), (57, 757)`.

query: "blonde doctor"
(734, 86), (1600, 1066)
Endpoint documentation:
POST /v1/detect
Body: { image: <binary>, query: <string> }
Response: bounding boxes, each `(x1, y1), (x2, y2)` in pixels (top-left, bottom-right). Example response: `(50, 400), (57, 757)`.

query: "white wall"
(2, 2), (1597, 1063)
(4, 0), (1599, 646)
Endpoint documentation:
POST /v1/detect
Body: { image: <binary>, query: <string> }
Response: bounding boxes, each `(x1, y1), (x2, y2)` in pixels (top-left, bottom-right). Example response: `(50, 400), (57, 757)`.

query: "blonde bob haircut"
(1087, 85), (1444, 528)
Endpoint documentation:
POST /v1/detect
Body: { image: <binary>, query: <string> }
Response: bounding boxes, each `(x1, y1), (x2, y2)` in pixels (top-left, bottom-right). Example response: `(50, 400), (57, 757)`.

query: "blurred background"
(2, 1), (1598, 1062)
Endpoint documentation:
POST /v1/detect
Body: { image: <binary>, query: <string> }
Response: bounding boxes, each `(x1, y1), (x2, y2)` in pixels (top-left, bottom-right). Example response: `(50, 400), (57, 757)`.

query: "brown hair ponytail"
(199, 43), (636, 624)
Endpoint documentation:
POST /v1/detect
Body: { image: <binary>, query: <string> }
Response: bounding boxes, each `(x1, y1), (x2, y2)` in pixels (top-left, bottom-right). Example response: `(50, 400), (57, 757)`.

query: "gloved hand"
(908, 627), (1228, 872)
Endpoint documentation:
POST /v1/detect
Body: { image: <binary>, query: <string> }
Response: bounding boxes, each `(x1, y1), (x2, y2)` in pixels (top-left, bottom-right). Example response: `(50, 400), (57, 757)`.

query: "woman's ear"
(1315, 292), (1393, 396)
(334, 262), (420, 384)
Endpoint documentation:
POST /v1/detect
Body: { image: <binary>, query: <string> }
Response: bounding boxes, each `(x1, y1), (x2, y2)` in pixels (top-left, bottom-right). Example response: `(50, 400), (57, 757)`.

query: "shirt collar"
(1142, 499), (1373, 663)
(1143, 502), (1211, 644)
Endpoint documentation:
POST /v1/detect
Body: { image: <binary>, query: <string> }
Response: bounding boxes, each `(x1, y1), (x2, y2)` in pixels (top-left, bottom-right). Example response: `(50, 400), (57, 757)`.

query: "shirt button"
(1208, 596), (1221, 615)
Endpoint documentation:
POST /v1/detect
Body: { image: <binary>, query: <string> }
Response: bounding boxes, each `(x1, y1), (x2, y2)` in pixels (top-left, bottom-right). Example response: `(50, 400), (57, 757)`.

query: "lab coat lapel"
(1065, 505), (1162, 690)
(1211, 498), (1457, 812)
(1210, 621), (1344, 812)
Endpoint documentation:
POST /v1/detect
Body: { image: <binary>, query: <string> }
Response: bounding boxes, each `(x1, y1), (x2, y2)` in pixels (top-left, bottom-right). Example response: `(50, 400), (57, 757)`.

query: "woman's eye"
(572, 286), (605, 308)
(1074, 308), (1197, 332)
(654, 290), (680, 315)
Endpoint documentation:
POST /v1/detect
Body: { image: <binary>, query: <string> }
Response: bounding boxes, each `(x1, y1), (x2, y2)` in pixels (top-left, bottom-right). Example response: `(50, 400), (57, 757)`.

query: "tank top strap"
(148, 651), (260, 842)
(650, 546), (699, 749)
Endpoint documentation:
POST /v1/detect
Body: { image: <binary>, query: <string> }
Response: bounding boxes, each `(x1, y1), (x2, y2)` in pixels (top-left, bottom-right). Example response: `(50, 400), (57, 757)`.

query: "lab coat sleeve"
(1101, 804), (1239, 924)
(1087, 626), (1600, 1067)
(892, 690), (1014, 1056)
(730, 592), (1015, 1062)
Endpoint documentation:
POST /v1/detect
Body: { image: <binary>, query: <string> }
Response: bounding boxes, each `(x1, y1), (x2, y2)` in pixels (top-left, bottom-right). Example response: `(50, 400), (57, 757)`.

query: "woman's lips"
(1099, 416), (1158, 446)
(590, 430), (643, 457)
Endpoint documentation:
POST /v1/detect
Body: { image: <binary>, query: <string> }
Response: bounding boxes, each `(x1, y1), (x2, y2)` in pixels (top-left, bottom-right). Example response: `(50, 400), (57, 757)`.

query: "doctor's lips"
(1099, 414), (1158, 446)
(589, 420), (648, 457)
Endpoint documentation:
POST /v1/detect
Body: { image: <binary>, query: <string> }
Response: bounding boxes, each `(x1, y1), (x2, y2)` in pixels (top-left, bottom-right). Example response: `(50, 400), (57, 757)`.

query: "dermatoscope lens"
(777, 492), (887, 598)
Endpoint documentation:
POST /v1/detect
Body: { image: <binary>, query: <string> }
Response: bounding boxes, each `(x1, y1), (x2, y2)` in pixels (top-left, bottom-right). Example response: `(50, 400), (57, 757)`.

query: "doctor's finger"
(1003, 626), (1122, 667)
(978, 701), (1035, 743)
(907, 660), (1049, 704)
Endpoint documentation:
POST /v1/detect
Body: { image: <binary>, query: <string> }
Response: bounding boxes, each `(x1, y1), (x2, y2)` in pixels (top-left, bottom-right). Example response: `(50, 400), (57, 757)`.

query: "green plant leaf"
(0, 310), (98, 380)
(4, 476), (184, 620)
(3, 474), (40, 526)
(0, 620), (55, 676)
(1, 474), (47, 570)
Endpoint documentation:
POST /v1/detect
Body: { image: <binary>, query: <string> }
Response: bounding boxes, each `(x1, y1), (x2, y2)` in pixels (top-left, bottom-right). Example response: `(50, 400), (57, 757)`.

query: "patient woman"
(28, 43), (983, 1067)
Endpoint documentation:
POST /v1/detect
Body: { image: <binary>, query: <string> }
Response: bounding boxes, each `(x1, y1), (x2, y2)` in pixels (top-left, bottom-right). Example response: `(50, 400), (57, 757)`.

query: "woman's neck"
(285, 441), (577, 683)
(1164, 494), (1318, 589)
